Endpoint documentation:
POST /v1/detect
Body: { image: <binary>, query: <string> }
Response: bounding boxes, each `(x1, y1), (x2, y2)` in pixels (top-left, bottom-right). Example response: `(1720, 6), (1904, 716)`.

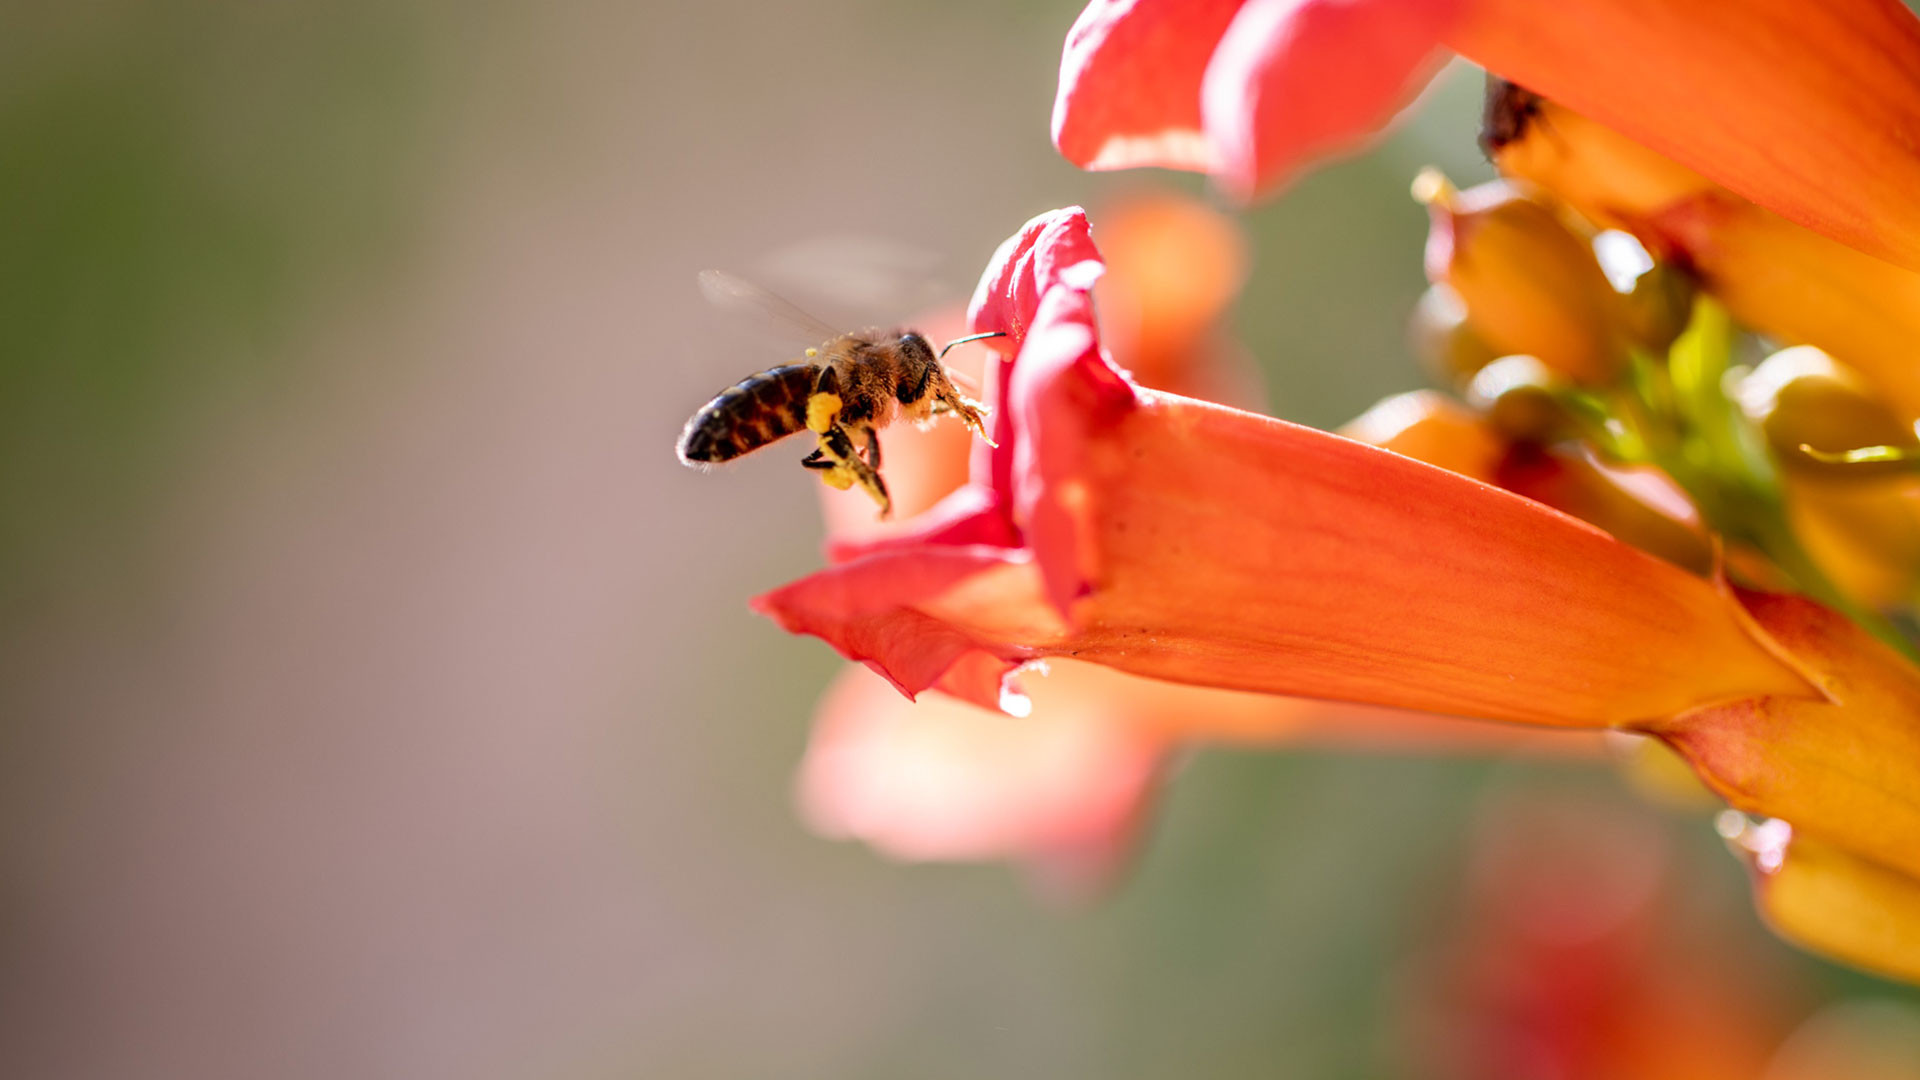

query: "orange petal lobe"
(1659, 588), (1920, 881)
(1058, 394), (1809, 725)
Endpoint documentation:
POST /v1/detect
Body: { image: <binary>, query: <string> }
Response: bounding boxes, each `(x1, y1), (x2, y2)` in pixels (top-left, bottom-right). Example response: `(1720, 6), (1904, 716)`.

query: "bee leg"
(801, 440), (857, 492)
(931, 386), (995, 447)
(862, 468), (892, 519)
(816, 423), (891, 517)
(863, 429), (883, 471)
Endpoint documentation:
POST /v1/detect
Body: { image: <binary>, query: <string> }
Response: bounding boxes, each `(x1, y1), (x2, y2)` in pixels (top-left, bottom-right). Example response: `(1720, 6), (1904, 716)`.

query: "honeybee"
(676, 270), (1000, 517)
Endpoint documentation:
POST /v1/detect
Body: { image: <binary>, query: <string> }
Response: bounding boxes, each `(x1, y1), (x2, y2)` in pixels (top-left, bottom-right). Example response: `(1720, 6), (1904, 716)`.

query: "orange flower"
(1053, 0), (1920, 270)
(758, 209), (1920, 974)
(761, 208), (1807, 723)
(796, 197), (1589, 884)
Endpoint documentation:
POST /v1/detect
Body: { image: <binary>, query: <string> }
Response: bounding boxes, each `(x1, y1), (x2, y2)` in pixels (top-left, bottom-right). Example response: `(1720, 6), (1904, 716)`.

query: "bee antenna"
(937, 331), (1007, 360)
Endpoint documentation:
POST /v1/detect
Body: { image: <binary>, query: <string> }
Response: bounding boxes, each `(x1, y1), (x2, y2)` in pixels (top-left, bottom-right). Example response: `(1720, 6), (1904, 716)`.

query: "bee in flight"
(676, 270), (1001, 517)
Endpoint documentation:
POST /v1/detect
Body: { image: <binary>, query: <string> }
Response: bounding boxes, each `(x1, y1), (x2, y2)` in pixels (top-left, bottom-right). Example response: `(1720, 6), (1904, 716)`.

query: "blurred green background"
(4, 2), (1919, 1077)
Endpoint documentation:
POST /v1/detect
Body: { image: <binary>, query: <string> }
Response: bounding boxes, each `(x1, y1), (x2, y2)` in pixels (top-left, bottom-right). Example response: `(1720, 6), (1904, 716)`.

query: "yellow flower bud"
(1414, 170), (1626, 385)
(1619, 262), (1696, 355)
(1407, 285), (1499, 386)
(1738, 346), (1917, 479)
(1465, 354), (1572, 444)
(1661, 196), (1920, 424)
(1786, 484), (1920, 609)
(1738, 347), (1920, 607)
(1722, 816), (1920, 984)
(1339, 391), (1505, 484)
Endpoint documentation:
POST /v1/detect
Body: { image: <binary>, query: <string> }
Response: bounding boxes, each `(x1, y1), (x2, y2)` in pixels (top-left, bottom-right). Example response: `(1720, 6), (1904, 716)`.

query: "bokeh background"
(6, 2), (1920, 1077)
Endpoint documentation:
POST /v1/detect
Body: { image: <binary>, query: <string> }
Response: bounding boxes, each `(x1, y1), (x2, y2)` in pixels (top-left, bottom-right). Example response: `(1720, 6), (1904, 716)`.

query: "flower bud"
(1738, 346), (1917, 479)
(1786, 484), (1920, 610)
(1497, 444), (1712, 575)
(1339, 391), (1505, 484)
(1652, 194), (1920, 423)
(1414, 170), (1626, 385)
(1721, 816), (1920, 984)
(1607, 732), (1715, 808)
(1620, 262), (1696, 355)
(1465, 355), (1574, 444)
(1407, 285), (1499, 386)
(1736, 347), (1920, 605)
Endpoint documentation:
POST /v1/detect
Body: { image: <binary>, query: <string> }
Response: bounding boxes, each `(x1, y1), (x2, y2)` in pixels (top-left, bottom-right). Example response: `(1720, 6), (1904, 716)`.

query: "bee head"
(892, 331), (940, 406)
(896, 331), (936, 368)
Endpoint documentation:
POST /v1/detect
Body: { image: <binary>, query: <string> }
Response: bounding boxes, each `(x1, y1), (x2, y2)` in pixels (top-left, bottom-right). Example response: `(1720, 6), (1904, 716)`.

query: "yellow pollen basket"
(817, 462), (855, 490)
(806, 392), (843, 434)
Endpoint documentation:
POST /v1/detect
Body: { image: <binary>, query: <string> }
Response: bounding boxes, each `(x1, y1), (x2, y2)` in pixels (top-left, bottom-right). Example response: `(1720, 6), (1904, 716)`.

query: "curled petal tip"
(1052, 0), (1243, 174)
(1201, 0), (1458, 200)
(967, 206), (1103, 346)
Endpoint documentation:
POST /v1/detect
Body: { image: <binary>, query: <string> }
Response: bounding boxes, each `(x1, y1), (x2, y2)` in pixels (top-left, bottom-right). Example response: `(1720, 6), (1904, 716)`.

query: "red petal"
(751, 545), (1050, 709)
(1202, 0), (1459, 199)
(967, 206), (1115, 514)
(1005, 286), (1137, 614)
(966, 206), (1105, 350)
(1052, 0), (1246, 174)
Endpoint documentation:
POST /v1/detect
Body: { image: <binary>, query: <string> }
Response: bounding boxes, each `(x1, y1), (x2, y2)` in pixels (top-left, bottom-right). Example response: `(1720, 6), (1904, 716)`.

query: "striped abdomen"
(676, 363), (817, 464)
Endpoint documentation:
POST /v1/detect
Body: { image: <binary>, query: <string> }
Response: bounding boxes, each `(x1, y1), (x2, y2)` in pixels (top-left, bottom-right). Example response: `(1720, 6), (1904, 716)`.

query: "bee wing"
(697, 269), (843, 346)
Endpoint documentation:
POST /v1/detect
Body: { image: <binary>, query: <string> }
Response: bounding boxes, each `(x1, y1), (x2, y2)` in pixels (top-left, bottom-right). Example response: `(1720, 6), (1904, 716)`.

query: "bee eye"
(898, 332), (935, 363)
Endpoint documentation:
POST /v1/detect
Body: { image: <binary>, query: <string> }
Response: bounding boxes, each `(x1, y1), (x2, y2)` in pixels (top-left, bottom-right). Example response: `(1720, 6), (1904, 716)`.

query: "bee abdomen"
(676, 363), (817, 464)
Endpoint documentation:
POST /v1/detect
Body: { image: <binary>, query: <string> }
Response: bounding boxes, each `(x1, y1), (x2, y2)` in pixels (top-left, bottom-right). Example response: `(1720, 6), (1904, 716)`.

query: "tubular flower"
(1052, 0), (1920, 270)
(796, 195), (1590, 885)
(758, 209), (1920, 975)
(759, 208), (1809, 725)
